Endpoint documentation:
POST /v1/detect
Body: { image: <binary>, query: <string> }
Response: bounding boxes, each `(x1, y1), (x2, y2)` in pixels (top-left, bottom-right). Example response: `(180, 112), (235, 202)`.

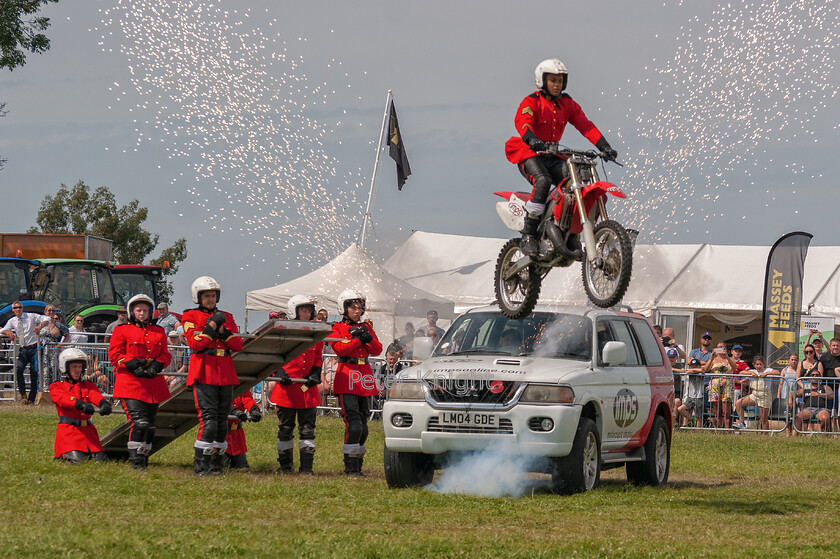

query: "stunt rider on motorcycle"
(505, 58), (618, 258)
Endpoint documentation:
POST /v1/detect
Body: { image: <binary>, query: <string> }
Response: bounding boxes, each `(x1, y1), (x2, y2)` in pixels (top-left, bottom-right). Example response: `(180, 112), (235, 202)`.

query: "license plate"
(438, 412), (498, 427)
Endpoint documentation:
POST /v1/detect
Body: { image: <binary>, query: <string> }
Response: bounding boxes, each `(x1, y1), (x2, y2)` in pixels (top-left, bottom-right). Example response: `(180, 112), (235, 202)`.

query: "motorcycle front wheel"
(581, 220), (633, 308)
(494, 238), (542, 319)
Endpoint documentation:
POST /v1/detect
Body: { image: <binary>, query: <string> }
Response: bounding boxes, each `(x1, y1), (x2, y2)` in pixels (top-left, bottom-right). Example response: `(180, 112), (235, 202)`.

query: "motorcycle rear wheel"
(581, 220), (633, 308)
(495, 238), (542, 319)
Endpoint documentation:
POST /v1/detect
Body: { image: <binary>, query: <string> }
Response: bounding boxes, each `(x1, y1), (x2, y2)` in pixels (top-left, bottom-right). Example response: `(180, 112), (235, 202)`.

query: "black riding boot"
(276, 449), (294, 474)
(194, 447), (211, 477)
(129, 449), (146, 470)
(299, 448), (315, 475)
(343, 454), (363, 476)
(209, 451), (226, 476)
(520, 216), (540, 257)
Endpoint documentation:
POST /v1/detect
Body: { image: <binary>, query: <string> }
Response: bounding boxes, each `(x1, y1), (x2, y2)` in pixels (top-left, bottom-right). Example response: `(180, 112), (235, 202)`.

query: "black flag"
(387, 100), (411, 190)
(761, 231), (812, 371)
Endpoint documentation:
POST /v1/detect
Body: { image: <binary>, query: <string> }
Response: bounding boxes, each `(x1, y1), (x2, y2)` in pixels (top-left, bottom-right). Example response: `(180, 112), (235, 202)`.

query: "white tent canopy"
(383, 231), (840, 320)
(245, 243), (455, 339)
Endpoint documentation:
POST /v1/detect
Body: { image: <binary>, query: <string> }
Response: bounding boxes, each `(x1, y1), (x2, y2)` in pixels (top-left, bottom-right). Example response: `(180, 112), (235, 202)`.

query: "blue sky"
(3, 0), (838, 321)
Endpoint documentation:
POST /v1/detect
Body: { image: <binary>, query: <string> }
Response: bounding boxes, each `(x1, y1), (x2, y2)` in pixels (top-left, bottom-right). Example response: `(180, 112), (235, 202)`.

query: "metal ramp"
(100, 319), (332, 459)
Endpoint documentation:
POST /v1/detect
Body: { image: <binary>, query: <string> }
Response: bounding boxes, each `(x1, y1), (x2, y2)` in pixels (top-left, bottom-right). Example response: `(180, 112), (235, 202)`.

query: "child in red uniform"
(110, 294), (172, 470)
(50, 347), (112, 464)
(181, 276), (244, 476)
(269, 294), (323, 474)
(330, 289), (382, 475)
(225, 390), (262, 469)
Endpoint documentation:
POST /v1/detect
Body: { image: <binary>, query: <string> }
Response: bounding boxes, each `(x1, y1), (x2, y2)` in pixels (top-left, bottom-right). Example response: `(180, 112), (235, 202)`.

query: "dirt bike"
(493, 146), (633, 319)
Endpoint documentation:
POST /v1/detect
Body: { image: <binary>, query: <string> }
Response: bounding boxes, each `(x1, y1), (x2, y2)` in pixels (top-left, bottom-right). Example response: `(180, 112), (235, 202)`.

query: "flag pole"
(359, 90), (393, 250)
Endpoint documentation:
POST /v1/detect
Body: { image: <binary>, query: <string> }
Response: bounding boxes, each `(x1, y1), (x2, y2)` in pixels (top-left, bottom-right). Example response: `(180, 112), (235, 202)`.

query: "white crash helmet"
(337, 288), (366, 316)
(127, 294), (155, 318)
(534, 58), (568, 90)
(59, 347), (88, 378)
(191, 275), (221, 304)
(287, 294), (317, 320)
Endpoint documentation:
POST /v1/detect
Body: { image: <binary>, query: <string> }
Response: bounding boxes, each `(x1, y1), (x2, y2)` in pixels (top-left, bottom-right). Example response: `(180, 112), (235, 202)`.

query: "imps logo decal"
(613, 389), (638, 428)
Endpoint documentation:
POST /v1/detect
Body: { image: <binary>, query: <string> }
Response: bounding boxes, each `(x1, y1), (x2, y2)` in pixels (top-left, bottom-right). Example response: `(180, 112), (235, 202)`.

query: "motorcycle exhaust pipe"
(545, 222), (581, 260)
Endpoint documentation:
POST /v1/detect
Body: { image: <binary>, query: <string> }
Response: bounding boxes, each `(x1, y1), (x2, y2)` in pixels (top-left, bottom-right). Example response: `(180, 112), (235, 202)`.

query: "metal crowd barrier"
(0, 338), (17, 402)
(674, 371), (839, 435)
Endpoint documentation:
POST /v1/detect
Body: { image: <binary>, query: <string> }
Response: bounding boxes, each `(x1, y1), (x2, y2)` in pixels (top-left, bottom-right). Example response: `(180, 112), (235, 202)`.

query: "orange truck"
(0, 234), (112, 261)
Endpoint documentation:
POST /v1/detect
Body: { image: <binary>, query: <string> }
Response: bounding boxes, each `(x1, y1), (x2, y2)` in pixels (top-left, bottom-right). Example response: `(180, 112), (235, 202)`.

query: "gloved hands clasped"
(349, 325), (373, 344)
(202, 310), (227, 339)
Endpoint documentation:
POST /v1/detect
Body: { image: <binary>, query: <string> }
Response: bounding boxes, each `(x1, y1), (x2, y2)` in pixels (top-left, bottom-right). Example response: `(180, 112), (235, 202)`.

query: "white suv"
(382, 305), (674, 493)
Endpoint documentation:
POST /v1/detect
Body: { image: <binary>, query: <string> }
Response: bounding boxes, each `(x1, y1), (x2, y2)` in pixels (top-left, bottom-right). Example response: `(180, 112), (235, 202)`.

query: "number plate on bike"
(438, 412), (497, 427)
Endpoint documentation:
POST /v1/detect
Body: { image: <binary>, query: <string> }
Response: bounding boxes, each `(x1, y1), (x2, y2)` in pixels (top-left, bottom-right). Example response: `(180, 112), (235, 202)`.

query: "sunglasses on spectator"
(12, 306), (22, 309)
(804, 350), (815, 354)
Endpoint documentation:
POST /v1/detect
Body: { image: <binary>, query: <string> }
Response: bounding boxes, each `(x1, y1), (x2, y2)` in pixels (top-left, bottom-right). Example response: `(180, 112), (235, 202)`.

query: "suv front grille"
(425, 379), (520, 405)
(427, 417), (514, 434)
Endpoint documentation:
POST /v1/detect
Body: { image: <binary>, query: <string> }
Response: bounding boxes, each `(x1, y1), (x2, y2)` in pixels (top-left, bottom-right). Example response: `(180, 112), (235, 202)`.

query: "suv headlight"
(520, 384), (575, 404)
(387, 381), (425, 400)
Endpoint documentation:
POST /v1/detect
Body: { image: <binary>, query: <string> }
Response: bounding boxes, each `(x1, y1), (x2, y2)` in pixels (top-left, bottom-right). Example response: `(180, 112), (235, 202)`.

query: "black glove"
(596, 137), (618, 162)
(123, 359), (144, 373)
(277, 371), (292, 386)
(248, 406), (262, 422)
(528, 137), (548, 153)
(218, 325), (233, 339)
(74, 400), (95, 415)
(305, 366), (322, 388)
(209, 311), (226, 329)
(135, 368), (154, 378)
(145, 360), (164, 375)
(232, 408), (248, 422)
(350, 325), (373, 344)
(202, 322), (219, 339)
(98, 400), (112, 416)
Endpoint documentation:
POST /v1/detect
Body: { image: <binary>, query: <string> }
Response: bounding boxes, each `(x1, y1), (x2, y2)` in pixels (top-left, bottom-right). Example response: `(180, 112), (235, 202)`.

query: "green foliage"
(151, 238), (188, 305)
(0, 0), (59, 71)
(4, 407), (840, 558)
(29, 180), (187, 301)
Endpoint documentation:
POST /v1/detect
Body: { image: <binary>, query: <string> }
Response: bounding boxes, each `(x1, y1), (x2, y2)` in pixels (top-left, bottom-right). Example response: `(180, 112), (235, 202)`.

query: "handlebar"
(536, 144), (621, 165)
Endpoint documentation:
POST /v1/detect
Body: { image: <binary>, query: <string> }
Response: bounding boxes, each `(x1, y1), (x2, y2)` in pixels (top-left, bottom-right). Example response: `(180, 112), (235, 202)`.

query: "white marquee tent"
(245, 243), (455, 339)
(382, 231), (840, 339)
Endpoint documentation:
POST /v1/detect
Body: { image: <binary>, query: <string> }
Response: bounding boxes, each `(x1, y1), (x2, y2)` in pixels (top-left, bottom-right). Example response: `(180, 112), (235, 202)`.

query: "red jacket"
(182, 308), (243, 386)
(226, 391), (258, 456)
(330, 319), (382, 397)
(505, 91), (604, 164)
(110, 322), (172, 403)
(270, 341), (323, 408)
(50, 379), (106, 457)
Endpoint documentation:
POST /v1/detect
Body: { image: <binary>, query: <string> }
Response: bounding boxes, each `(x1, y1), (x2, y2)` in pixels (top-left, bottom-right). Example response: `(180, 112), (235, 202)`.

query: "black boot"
(276, 449), (294, 474)
(209, 450), (226, 476)
(129, 448), (146, 471)
(299, 448), (315, 475)
(519, 216), (540, 257)
(357, 454), (366, 477)
(194, 447), (211, 477)
(343, 454), (363, 476)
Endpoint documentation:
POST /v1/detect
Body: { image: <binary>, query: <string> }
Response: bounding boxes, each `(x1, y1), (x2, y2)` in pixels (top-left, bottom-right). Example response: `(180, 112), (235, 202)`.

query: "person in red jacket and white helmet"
(330, 289), (382, 475)
(505, 58), (618, 258)
(50, 347), (112, 464)
(224, 389), (262, 469)
(109, 294), (172, 469)
(269, 294), (323, 474)
(181, 276), (244, 476)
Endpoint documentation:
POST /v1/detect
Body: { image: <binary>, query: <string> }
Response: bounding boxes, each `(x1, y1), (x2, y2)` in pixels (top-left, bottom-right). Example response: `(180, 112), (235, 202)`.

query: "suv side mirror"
(413, 337), (434, 361)
(602, 341), (627, 366)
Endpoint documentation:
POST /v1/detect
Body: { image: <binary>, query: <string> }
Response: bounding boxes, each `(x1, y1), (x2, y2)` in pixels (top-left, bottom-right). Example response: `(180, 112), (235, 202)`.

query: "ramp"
(100, 319), (332, 459)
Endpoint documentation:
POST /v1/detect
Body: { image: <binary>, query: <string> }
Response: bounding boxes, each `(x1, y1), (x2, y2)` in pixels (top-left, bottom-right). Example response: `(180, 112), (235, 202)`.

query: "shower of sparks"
(95, 1), (368, 273)
(609, 0), (838, 241)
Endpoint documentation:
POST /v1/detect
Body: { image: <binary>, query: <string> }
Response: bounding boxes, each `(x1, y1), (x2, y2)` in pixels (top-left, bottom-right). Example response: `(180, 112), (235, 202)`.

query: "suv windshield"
(434, 311), (592, 360)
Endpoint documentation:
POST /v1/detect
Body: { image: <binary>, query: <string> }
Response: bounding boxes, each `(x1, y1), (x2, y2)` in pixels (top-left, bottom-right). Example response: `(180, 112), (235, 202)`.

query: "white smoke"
(428, 443), (550, 498)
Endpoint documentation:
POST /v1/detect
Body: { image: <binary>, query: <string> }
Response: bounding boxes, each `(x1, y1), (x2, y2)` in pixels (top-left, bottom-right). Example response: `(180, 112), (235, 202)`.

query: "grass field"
(3, 404), (840, 558)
